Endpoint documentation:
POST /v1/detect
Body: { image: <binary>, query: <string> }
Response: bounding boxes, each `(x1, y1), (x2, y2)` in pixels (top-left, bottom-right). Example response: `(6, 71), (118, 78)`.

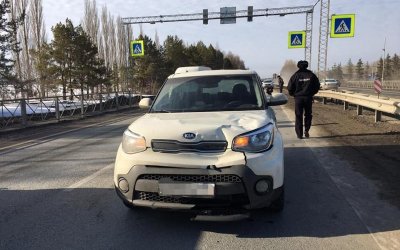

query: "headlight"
(121, 129), (146, 154)
(232, 124), (274, 153)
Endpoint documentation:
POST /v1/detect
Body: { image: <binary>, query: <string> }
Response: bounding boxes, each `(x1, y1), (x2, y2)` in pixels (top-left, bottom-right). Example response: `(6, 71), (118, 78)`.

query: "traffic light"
(203, 9), (208, 25)
(248, 6), (253, 22)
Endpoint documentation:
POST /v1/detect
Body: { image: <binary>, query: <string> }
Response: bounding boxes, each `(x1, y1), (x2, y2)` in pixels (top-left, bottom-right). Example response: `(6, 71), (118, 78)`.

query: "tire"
(268, 187), (284, 212)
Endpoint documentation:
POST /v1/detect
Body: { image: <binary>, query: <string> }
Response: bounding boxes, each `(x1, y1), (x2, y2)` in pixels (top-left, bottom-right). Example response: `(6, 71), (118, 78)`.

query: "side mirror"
(267, 93), (288, 106)
(139, 97), (153, 109)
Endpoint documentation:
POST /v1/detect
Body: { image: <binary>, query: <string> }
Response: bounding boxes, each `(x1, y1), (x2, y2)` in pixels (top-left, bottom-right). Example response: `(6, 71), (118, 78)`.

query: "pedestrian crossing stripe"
(288, 31), (306, 49)
(331, 14), (355, 38)
(130, 40), (145, 57)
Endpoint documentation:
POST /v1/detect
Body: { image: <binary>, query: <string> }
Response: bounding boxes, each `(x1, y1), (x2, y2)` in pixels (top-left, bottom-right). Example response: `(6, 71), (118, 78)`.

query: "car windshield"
(151, 75), (264, 113)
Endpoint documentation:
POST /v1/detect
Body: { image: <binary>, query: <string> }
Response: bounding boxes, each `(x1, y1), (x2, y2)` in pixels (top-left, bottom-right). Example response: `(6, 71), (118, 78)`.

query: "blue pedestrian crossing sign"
(331, 14), (355, 38)
(130, 40), (145, 57)
(288, 31), (306, 49)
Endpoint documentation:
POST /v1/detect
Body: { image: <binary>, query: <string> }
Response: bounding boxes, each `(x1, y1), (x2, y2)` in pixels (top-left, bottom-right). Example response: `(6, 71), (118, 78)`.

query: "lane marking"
(0, 111), (143, 153)
(64, 163), (113, 191)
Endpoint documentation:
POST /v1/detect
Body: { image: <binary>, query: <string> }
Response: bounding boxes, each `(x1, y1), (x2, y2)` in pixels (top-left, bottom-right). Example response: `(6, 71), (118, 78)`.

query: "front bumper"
(115, 165), (282, 210)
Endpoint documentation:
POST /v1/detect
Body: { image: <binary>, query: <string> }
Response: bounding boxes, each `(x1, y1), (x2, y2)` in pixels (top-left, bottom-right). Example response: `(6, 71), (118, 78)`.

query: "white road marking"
(64, 163), (113, 191)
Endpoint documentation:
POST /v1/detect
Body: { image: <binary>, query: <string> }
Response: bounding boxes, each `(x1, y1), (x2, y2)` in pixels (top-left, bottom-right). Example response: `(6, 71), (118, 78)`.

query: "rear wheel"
(268, 187), (284, 212)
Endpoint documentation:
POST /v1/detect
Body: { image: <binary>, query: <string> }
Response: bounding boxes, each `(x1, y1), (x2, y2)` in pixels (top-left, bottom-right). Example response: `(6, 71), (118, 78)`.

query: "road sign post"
(288, 31), (306, 49)
(374, 79), (382, 98)
(330, 14), (355, 38)
(130, 40), (145, 57)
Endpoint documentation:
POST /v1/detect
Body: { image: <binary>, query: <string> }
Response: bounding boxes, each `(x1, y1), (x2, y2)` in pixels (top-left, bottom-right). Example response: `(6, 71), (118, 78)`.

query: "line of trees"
(0, 0), (247, 99)
(328, 53), (400, 81)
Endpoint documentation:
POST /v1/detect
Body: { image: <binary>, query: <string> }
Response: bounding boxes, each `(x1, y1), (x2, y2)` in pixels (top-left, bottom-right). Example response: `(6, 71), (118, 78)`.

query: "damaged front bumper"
(115, 164), (283, 211)
(114, 134), (284, 210)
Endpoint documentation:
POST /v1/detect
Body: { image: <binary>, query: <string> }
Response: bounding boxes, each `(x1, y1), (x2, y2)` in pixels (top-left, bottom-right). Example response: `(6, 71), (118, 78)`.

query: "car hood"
(128, 110), (273, 148)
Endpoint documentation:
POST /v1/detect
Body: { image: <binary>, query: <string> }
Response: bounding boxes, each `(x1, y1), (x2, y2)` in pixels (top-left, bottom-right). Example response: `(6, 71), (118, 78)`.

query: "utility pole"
(381, 38), (386, 85)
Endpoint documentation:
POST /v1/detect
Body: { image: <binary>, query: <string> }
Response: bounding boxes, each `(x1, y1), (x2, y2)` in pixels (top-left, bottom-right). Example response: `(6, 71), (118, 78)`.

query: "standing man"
(287, 61), (320, 139)
(277, 75), (284, 93)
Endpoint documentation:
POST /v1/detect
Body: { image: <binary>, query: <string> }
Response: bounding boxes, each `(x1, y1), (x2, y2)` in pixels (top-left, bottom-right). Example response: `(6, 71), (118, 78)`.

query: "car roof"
(168, 69), (256, 79)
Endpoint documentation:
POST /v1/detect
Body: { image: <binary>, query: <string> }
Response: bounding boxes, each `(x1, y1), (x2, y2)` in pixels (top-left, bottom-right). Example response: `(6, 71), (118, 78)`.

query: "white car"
(114, 66), (287, 213)
(320, 79), (340, 90)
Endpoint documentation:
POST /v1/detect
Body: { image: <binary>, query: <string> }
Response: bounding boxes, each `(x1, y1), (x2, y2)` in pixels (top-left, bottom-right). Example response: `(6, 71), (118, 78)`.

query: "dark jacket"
(278, 77), (284, 85)
(287, 69), (320, 97)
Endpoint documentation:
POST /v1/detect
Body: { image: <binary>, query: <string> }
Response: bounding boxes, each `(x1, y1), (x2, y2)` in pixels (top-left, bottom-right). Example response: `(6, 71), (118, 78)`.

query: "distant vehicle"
(114, 66), (288, 214)
(262, 78), (274, 95)
(320, 79), (340, 90)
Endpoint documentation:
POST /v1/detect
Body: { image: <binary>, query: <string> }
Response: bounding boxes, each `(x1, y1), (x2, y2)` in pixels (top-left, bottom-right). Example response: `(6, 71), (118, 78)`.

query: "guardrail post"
(375, 110), (382, 122)
(128, 91), (132, 107)
(115, 92), (119, 110)
(55, 97), (60, 121)
(80, 94), (84, 117)
(20, 98), (27, 127)
(343, 101), (349, 110)
(356, 105), (363, 115)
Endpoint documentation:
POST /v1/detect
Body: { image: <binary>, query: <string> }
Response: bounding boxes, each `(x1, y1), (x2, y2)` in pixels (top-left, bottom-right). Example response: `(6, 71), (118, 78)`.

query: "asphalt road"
(0, 107), (399, 250)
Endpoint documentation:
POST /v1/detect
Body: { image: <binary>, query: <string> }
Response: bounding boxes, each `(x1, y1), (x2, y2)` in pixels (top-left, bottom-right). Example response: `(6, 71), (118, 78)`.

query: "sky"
(42, 0), (400, 78)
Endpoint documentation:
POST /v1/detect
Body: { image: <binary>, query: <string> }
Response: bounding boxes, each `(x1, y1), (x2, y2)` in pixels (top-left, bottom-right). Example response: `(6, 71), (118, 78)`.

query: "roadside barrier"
(0, 91), (143, 130)
(342, 80), (400, 90)
(316, 90), (400, 122)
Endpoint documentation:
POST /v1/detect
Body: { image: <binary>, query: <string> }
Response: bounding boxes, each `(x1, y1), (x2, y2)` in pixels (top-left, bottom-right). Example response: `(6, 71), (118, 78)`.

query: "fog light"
(255, 179), (269, 194)
(118, 178), (129, 193)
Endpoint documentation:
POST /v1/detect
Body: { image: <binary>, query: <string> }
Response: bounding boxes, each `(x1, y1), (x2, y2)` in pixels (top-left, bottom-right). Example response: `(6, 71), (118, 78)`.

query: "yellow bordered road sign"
(130, 40), (145, 57)
(331, 14), (355, 38)
(288, 31), (306, 49)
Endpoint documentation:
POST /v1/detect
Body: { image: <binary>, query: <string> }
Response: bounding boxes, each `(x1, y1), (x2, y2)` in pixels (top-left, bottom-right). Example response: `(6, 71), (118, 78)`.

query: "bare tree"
(107, 14), (117, 70)
(29, 0), (47, 96)
(9, 0), (22, 82)
(100, 5), (109, 68)
(82, 0), (99, 45)
(155, 29), (160, 50)
(16, 0), (32, 84)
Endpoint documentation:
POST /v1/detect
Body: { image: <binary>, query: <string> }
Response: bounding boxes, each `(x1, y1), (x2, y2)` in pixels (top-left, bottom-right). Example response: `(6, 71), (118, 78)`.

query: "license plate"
(159, 183), (215, 197)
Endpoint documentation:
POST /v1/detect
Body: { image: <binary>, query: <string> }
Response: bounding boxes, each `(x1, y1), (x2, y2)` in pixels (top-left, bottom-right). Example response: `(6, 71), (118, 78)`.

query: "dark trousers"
(294, 96), (313, 137)
(279, 84), (283, 93)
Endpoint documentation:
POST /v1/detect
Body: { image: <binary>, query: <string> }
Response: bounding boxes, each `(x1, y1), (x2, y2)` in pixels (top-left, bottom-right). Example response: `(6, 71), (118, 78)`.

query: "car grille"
(138, 174), (242, 183)
(136, 191), (249, 206)
(138, 191), (181, 203)
(151, 140), (227, 153)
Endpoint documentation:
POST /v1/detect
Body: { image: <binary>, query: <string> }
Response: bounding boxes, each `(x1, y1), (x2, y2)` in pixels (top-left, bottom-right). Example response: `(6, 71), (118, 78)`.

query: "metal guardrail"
(343, 80), (400, 90)
(316, 90), (400, 122)
(0, 91), (143, 130)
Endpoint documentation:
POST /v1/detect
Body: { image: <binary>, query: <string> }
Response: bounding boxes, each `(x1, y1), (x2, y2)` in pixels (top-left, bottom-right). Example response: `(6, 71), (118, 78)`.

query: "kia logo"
(183, 132), (196, 140)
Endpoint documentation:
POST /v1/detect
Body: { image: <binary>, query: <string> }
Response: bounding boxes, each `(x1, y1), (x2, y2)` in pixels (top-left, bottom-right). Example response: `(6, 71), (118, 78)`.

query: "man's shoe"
(305, 131), (310, 138)
(297, 136), (303, 139)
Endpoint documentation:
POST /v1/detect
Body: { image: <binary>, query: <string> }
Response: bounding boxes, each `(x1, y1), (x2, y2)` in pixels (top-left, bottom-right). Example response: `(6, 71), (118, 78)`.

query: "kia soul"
(114, 67), (287, 213)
